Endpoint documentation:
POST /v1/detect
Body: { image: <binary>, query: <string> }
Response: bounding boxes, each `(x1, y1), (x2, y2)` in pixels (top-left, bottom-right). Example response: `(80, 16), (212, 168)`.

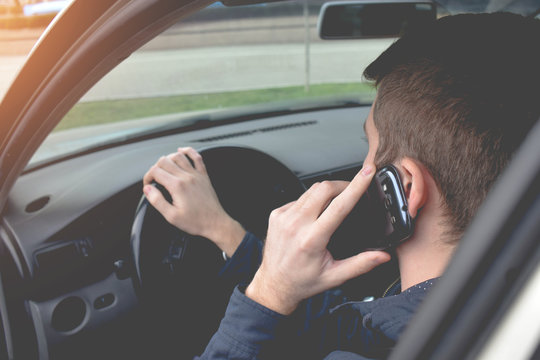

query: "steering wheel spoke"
(161, 234), (188, 271)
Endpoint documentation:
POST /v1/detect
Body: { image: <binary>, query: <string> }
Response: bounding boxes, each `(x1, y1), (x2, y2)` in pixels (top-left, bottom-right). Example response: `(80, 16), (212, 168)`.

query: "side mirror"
(318, 1), (436, 40)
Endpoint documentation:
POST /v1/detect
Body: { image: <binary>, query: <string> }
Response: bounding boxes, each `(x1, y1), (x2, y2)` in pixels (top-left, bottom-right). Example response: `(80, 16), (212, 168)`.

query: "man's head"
(363, 12), (540, 242)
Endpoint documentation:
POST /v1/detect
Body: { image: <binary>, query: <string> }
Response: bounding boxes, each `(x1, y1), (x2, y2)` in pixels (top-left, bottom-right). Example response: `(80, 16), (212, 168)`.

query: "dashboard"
(0, 105), (373, 359)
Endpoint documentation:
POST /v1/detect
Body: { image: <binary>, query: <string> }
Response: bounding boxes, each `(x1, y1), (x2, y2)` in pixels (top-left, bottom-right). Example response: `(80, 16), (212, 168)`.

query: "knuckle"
(269, 208), (288, 225)
(143, 171), (152, 184)
(319, 181), (335, 193)
(171, 178), (184, 192)
(269, 208), (281, 221)
(146, 167), (157, 181)
(157, 156), (167, 166)
(297, 236), (313, 252)
(184, 174), (196, 185)
(310, 182), (320, 190)
(332, 201), (347, 216)
(170, 152), (184, 163)
(151, 163), (161, 173)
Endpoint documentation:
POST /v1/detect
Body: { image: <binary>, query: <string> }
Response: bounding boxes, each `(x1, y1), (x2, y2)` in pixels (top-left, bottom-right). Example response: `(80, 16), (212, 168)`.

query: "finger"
(143, 156), (180, 185)
(143, 156), (166, 186)
(295, 181), (349, 219)
(291, 182), (320, 210)
(292, 181), (340, 213)
(143, 166), (178, 191)
(169, 151), (195, 173)
(325, 250), (391, 287)
(142, 162), (160, 186)
(143, 158), (178, 186)
(182, 147), (207, 174)
(316, 164), (375, 238)
(143, 184), (175, 222)
(317, 181), (349, 210)
(160, 155), (190, 177)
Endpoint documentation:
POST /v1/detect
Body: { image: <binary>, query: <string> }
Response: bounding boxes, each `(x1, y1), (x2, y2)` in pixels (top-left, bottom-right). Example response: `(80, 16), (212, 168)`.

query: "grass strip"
(56, 82), (375, 131)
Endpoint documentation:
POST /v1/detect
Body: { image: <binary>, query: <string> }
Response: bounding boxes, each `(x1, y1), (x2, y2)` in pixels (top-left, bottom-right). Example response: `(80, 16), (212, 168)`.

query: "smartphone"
(363, 164), (414, 249)
(329, 165), (414, 258)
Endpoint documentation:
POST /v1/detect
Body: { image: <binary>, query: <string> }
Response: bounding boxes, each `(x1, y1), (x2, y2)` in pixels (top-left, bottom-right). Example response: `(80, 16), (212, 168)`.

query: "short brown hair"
(364, 13), (540, 241)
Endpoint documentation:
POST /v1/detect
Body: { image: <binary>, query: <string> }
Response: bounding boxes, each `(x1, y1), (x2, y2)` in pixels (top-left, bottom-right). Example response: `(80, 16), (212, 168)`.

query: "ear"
(397, 157), (428, 219)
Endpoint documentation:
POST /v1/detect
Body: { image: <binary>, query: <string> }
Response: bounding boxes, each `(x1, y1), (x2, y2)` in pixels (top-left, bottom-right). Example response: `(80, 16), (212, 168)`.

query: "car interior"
(0, 1), (539, 359)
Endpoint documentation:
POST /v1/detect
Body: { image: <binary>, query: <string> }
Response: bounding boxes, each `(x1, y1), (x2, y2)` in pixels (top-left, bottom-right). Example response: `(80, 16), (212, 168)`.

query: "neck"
(396, 213), (456, 291)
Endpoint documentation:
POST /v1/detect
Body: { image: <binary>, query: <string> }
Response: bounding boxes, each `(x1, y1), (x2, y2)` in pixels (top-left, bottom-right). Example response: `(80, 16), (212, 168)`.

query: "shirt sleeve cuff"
(198, 285), (287, 359)
(218, 231), (263, 283)
(221, 285), (286, 352)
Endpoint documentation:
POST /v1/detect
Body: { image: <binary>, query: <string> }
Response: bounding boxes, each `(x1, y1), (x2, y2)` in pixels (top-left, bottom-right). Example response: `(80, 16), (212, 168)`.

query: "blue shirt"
(196, 232), (438, 359)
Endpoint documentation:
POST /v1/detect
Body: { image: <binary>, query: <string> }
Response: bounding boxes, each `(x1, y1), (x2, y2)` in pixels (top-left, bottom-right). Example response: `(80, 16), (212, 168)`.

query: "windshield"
(28, 0), (540, 166)
(30, 1), (390, 166)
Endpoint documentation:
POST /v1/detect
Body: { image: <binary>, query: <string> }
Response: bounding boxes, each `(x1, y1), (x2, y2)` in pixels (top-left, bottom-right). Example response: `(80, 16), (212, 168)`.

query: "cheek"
(364, 144), (376, 164)
(364, 111), (379, 164)
(364, 130), (379, 164)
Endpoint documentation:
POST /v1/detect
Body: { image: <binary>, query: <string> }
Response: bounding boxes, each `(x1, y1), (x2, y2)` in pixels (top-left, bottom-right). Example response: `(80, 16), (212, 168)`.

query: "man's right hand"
(143, 147), (245, 257)
(245, 164), (391, 315)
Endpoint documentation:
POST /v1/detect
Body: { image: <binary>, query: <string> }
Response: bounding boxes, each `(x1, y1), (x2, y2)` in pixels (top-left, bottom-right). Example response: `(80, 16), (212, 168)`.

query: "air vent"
(192, 120), (318, 143)
(25, 196), (50, 213)
(52, 296), (86, 332)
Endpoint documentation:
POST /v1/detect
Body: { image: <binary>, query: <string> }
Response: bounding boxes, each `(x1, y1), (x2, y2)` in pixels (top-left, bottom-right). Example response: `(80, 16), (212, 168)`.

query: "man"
(143, 12), (540, 359)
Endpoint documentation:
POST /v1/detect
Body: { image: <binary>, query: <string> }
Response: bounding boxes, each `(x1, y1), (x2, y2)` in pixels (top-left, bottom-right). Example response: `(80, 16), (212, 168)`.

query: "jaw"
(395, 196), (455, 290)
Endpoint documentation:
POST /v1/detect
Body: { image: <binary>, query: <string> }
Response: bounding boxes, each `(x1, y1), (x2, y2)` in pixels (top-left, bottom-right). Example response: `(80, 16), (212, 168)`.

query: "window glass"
(32, 1), (393, 165)
(0, 0), (62, 102)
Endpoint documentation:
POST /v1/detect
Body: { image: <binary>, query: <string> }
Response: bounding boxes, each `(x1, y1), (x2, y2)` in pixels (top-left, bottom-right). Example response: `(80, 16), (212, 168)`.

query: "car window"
(0, 0), (62, 102)
(0, 27), (41, 97)
(30, 1), (392, 166)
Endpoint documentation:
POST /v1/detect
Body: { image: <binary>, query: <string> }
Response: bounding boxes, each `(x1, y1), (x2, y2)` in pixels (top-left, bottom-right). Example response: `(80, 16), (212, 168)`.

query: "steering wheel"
(129, 146), (305, 357)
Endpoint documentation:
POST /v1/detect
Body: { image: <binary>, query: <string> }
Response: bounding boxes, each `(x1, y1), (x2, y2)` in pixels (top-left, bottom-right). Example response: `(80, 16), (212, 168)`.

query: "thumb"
(327, 251), (391, 287)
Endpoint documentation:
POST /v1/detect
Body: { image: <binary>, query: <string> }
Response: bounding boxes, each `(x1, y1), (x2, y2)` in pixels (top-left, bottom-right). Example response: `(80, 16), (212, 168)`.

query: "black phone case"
(329, 165), (414, 258)
(364, 165), (414, 249)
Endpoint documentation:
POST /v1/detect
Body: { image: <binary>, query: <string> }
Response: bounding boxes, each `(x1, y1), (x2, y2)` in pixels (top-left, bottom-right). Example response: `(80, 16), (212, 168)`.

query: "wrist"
(245, 273), (299, 315)
(205, 215), (245, 257)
